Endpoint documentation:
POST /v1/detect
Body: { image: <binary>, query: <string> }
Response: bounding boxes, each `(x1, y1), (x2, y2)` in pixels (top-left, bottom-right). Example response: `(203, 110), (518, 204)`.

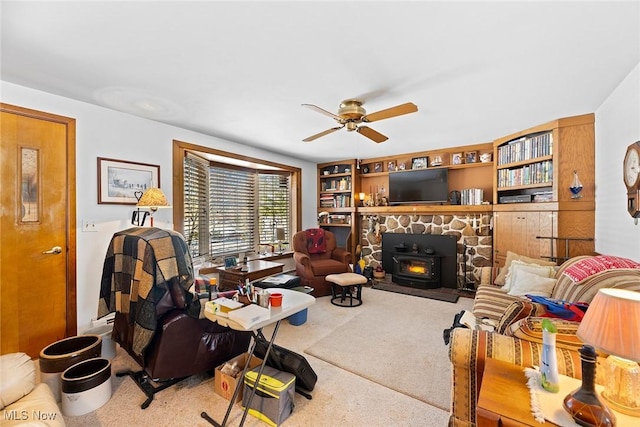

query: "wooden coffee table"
(476, 358), (559, 427)
(201, 260), (284, 291)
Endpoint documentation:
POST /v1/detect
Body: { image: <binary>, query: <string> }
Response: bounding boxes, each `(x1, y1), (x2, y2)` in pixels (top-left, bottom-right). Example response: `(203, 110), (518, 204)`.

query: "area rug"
(372, 281), (459, 303)
(305, 290), (473, 410)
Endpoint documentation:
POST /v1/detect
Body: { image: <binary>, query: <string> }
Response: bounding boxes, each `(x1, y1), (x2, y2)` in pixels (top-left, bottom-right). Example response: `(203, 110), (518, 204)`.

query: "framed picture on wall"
(98, 157), (160, 205)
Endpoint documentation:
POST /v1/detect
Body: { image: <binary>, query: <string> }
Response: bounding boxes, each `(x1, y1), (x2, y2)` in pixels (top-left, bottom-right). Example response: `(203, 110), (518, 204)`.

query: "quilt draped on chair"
(97, 227), (198, 356)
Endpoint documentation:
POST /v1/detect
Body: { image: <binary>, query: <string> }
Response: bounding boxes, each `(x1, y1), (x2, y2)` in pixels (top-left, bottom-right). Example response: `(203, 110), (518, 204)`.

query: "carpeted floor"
(57, 287), (472, 426)
(306, 289), (472, 410)
(371, 281), (460, 303)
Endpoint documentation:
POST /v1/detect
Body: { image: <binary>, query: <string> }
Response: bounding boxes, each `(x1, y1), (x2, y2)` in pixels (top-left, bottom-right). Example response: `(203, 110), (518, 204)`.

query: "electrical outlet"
(82, 219), (97, 232)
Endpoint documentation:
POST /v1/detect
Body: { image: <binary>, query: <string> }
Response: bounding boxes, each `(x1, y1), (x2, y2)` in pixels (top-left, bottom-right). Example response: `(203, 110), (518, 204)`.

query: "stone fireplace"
(359, 213), (493, 289)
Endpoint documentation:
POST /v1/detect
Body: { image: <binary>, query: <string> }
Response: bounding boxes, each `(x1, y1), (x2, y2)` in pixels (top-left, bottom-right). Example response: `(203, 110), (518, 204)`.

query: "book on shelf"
(498, 131), (553, 165)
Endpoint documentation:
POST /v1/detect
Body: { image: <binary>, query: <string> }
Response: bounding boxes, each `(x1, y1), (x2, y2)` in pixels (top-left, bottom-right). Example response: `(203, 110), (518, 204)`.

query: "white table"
(201, 288), (315, 427)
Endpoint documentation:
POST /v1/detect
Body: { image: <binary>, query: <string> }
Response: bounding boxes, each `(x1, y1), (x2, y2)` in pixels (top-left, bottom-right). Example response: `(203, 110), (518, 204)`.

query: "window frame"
(173, 140), (302, 261)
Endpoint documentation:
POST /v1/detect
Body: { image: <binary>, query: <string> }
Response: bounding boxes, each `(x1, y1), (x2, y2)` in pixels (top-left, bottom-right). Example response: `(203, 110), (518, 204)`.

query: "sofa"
(0, 352), (65, 426)
(448, 254), (640, 427)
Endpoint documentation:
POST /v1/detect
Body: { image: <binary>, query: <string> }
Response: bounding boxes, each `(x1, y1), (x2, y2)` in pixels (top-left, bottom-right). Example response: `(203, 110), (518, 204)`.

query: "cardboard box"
(214, 353), (263, 403)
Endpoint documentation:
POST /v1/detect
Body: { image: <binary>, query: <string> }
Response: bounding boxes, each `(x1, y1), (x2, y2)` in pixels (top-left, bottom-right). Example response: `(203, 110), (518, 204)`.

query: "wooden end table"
(476, 358), (559, 427)
(201, 260), (284, 291)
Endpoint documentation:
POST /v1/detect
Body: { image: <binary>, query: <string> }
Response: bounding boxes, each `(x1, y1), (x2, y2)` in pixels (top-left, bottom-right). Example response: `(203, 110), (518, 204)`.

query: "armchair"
(292, 228), (352, 297)
(98, 227), (251, 409)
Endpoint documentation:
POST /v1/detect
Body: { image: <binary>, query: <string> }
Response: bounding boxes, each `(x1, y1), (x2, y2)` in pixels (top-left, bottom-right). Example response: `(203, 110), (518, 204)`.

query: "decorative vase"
(563, 345), (616, 427)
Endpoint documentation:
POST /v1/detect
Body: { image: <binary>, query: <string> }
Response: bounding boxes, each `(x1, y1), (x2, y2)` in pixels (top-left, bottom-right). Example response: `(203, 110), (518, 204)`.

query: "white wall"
(594, 62), (640, 259)
(1, 81), (318, 332)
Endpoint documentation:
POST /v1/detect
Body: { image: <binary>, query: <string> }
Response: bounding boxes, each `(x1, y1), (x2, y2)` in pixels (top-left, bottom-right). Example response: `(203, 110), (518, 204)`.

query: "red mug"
(269, 292), (283, 307)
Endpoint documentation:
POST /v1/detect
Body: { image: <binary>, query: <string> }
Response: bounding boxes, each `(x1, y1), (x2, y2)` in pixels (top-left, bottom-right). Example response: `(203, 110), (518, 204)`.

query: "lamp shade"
(577, 288), (640, 361)
(136, 188), (170, 209)
(275, 227), (286, 241)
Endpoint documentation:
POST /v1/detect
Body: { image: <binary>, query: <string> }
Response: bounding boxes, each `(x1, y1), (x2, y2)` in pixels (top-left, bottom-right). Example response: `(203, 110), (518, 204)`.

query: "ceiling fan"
(301, 99), (418, 143)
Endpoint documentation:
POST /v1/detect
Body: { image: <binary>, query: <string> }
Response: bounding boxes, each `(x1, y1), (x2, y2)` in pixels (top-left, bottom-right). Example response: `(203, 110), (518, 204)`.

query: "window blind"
(184, 153), (209, 257)
(258, 173), (290, 244)
(209, 166), (256, 256)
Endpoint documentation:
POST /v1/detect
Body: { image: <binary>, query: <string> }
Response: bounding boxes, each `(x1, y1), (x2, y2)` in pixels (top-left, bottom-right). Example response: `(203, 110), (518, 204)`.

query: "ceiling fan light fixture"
(346, 122), (358, 132)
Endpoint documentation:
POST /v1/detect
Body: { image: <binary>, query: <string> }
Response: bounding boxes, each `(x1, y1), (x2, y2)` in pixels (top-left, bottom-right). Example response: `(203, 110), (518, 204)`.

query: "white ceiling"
(2, 1), (639, 163)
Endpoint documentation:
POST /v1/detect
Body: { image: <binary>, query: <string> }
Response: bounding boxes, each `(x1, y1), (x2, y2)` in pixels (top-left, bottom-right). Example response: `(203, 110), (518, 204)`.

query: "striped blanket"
(97, 227), (197, 356)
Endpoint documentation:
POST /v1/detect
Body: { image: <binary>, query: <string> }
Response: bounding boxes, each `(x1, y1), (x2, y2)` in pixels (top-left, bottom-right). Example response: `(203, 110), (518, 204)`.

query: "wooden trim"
(0, 103), (77, 336)
(172, 139), (303, 240)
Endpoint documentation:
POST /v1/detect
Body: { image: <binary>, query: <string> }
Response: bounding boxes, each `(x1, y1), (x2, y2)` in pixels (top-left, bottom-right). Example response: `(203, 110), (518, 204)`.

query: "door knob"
(42, 246), (62, 255)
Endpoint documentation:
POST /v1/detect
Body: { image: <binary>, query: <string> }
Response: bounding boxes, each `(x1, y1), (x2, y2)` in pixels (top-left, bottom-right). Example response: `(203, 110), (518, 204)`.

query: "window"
(180, 146), (298, 260)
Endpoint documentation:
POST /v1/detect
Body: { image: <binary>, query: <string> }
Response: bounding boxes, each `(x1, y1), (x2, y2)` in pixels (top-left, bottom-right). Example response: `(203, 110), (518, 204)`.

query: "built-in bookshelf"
(317, 160), (358, 255)
(492, 113), (595, 266)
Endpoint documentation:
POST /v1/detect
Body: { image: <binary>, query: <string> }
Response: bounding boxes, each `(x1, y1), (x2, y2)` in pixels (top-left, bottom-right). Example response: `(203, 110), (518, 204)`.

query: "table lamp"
(576, 288), (640, 417)
(132, 188), (170, 227)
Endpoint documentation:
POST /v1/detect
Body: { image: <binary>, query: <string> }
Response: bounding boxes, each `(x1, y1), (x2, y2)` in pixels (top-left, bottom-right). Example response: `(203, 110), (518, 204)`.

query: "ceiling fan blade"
(301, 104), (342, 121)
(357, 126), (388, 143)
(302, 126), (344, 142)
(362, 102), (418, 122)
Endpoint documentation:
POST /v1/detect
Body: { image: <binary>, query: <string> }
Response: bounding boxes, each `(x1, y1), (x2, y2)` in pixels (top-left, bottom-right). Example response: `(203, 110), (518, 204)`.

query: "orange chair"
(292, 228), (352, 297)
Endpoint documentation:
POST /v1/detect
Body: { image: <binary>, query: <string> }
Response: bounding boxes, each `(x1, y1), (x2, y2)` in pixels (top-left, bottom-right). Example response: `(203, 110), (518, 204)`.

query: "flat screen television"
(388, 168), (449, 205)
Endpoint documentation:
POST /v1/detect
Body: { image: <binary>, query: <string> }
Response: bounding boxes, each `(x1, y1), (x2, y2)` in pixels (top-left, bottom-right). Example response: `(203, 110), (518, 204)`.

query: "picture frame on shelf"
(411, 156), (428, 169)
(451, 153), (463, 165)
(374, 162), (382, 173)
(398, 162), (406, 170)
(98, 157), (160, 205)
(465, 151), (478, 164)
(387, 160), (396, 172)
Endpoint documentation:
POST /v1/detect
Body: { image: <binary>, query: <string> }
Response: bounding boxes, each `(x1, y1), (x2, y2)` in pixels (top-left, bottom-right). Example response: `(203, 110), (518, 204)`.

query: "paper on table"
(261, 274), (298, 285)
(227, 304), (270, 329)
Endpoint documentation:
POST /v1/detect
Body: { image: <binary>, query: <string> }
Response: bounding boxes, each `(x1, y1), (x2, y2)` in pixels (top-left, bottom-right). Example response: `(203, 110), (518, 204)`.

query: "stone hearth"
(359, 214), (493, 288)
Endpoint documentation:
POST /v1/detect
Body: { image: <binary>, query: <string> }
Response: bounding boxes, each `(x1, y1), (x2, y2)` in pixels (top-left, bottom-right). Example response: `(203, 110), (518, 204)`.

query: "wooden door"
(1, 104), (76, 358)
(493, 211), (515, 267)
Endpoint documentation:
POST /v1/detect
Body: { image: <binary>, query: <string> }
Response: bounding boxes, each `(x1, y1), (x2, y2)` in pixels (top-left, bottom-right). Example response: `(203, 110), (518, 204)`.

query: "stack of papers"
(227, 304), (271, 329)
(261, 274), (297, 285)
(205, 297), (244, 318)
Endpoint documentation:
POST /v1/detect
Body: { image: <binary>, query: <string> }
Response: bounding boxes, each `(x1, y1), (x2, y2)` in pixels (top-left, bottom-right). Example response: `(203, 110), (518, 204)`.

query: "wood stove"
(392, 252), (441, 288)
(381, 233), (458, 289)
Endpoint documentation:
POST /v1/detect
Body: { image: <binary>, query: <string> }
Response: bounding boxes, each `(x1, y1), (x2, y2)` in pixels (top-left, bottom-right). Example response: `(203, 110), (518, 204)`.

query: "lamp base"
(601, 356), (640, 417)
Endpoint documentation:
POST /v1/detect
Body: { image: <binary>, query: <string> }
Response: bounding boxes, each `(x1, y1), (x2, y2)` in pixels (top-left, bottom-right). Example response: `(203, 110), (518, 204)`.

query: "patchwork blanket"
(97, 227), (197, 356)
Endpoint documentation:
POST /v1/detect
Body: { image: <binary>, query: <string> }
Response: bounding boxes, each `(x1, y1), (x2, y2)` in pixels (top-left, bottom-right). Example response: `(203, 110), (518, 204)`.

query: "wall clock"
(623, 141), (640, 219)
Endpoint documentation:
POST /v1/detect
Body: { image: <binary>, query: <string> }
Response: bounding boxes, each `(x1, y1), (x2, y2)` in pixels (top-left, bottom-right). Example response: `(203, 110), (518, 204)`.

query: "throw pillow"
(494, 251), (556, 286)
(507, 269), (557, 297)
(496, 299), (547, 334)
(305, 228), (326, 254)
(504, 317), (584, 351)
(503, 260), (557, 292)
(562, 255), (640, 284)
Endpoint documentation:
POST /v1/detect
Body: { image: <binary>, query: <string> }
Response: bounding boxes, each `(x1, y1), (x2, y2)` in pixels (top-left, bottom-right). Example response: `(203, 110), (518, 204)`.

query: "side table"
(476, 358), (558, 427)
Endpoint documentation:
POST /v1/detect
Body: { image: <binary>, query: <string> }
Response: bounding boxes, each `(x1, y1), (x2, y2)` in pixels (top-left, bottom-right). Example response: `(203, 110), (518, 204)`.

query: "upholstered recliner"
(292, 228), (352, 297)
(98, 227), (251, 409)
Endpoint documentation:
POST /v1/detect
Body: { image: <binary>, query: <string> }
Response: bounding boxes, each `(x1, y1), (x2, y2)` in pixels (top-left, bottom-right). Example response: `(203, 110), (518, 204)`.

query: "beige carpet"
(58, 287), (472, 426)
(306, 288), (473, 410)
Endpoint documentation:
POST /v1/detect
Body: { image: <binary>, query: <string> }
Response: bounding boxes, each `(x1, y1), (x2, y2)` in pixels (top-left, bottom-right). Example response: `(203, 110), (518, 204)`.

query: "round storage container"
(39, 335), (102, 401)
(61, 357), (112, 416)
(83, 324), (116, 359)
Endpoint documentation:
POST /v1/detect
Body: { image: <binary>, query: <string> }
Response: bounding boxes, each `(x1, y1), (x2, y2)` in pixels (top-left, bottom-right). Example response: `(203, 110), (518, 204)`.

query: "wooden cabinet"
(317, 160), (358, 255)
(493, 114), (595, 265)
(493, 210), (557, 267)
